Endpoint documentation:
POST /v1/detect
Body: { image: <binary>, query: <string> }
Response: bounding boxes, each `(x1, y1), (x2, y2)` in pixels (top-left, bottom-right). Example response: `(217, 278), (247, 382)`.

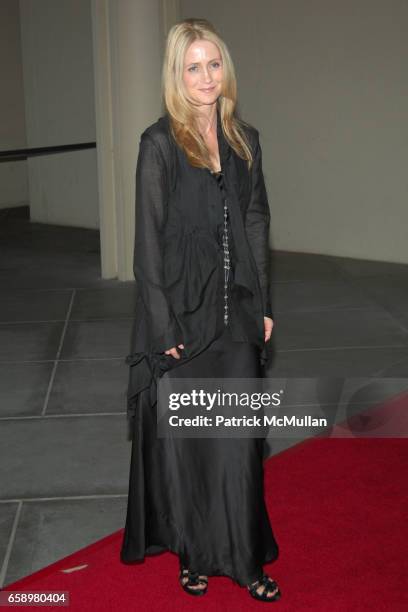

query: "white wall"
(180, 0), (408, 264)
(19, 0), (99, 228)
(0, 0), (28, 209)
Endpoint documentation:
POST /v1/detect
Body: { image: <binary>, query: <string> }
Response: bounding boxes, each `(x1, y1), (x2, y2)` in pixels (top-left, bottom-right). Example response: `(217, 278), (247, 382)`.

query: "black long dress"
(120, 169), (279, 586)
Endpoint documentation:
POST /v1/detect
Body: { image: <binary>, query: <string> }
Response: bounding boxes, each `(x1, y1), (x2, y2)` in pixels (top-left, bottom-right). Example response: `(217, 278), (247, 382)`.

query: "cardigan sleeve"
(245, 131), (274, 319)
(133, 133), (184, 352)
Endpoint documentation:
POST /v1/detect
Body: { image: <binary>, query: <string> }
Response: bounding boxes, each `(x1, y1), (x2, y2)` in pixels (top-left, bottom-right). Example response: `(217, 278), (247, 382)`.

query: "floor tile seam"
(0, 501), (22, 589)
(0, 412), (126, 421)
(41, 290), (76, 416)
(0, 494), (127, 504)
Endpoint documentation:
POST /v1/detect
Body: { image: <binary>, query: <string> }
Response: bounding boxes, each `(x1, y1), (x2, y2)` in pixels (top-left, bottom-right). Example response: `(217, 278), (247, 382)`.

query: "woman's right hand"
(164, 344), (185, 359)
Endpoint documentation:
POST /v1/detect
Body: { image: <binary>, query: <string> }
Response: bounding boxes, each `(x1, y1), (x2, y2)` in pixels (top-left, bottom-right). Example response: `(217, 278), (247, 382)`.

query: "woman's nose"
(201, 68), (212, 83)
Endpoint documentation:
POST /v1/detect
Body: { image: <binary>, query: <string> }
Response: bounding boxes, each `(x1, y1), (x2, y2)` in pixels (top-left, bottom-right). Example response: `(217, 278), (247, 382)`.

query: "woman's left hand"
(264, 316), (274, 343)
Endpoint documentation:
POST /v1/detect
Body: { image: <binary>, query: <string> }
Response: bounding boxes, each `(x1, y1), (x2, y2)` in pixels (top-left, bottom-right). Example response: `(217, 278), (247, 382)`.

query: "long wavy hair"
(162, 18), (254, 171)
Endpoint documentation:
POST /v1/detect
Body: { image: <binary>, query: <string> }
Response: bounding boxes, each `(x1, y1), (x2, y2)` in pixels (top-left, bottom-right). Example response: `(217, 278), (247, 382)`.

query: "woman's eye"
(187, 62), (221, 73)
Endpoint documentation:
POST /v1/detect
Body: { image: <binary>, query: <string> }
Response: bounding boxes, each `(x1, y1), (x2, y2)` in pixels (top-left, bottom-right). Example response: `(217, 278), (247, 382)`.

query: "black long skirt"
(120, 323), (279, 586)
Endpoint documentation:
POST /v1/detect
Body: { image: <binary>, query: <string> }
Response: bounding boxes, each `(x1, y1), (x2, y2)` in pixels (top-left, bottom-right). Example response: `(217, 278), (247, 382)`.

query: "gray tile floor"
(1, 206), (407, 586)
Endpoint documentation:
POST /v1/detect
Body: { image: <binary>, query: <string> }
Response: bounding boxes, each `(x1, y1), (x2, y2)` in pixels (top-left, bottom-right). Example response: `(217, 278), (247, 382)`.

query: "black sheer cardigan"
(125, 106), (273, 419)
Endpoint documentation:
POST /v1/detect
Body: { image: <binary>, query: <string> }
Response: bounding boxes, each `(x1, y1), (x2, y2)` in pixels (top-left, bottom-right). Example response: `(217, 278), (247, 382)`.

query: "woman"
(120, 18), (281, 603)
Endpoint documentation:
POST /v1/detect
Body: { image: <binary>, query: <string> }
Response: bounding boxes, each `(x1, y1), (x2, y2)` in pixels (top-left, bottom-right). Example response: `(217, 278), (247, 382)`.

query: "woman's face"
(182, 39), (223, 108)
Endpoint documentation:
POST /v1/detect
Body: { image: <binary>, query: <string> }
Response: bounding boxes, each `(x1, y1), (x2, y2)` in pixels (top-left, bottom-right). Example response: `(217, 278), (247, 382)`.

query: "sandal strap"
(248, 573), (280, 599)
(180, 568), (207, 587)
(261, 573), (278, 589)
(187, 571), (200, 585)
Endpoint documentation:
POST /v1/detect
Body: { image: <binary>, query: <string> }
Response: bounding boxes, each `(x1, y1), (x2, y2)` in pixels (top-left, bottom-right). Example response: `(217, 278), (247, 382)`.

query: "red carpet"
(2, 393), (408, 611)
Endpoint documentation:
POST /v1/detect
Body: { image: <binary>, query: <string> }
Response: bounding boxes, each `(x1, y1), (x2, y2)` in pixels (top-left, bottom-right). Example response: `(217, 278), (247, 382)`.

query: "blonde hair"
(162, 18), (254, 170)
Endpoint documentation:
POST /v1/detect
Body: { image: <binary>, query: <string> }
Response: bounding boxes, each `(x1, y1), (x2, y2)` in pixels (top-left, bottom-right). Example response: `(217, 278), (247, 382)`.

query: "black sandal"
(247, 573), (281, 602)
(179, 564), (208, 596)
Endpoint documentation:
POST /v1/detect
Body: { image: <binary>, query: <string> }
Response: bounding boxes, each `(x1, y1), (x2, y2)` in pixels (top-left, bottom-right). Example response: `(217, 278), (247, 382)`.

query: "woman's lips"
(200, 86), (215, 92)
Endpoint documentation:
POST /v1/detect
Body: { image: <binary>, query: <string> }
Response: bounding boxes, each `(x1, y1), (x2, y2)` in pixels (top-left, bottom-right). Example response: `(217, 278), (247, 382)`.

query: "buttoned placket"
(210, 169), (230, 326)
(209, 105), (235, 327)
